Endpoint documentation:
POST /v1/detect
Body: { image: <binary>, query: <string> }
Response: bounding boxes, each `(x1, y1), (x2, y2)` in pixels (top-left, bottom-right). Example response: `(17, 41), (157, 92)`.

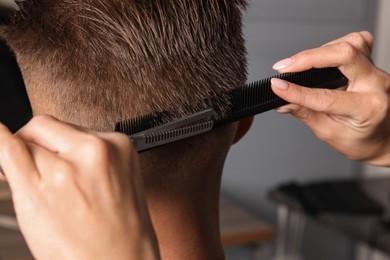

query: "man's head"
(1, 0), (249, 190)
(1, 0), (247, 130)
(1, 1), (249, 257)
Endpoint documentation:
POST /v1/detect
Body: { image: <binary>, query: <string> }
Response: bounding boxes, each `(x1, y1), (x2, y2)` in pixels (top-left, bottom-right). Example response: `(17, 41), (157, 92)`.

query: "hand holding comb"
(115, 67), (348, 152)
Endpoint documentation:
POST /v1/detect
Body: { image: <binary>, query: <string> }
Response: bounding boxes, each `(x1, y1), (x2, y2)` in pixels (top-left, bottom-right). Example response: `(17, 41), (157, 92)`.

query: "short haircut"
(1, 0), (247, 132)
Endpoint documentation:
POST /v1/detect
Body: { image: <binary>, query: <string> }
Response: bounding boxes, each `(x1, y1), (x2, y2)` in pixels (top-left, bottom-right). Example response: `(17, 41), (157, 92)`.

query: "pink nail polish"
(275, 104), (297, 114)
(273, 58), (293, 70)
(275, 107), (293, 114)
(271, 78), (289, 90)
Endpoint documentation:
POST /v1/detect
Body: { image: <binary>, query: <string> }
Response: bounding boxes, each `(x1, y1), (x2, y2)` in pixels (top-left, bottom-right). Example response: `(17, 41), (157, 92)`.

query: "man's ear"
(233, 116), (254, 144)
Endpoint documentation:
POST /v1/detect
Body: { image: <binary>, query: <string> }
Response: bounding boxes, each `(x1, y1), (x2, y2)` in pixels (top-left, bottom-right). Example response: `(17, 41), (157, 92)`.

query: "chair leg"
(275, 205), (289, 260)
(289, 211), (306, 259)
(274, 206), (306, 260)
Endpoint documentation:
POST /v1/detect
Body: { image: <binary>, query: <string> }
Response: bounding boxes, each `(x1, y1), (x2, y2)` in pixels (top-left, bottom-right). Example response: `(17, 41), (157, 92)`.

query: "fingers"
(0, 123), (39, 192)
(16, 115), (94, 154)
(276, 104), (324, 129)
(323, 31), (373, 57)
(274, 43), (374, 81)
(271, 78), (363, 117)
(272, 31), (376, 85)
(26, 142), (69, 182)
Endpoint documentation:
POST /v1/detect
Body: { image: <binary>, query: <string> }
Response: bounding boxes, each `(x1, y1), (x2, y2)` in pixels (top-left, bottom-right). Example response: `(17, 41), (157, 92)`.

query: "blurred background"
(222, 0), (390, 259)
(0, 0), (389, 259)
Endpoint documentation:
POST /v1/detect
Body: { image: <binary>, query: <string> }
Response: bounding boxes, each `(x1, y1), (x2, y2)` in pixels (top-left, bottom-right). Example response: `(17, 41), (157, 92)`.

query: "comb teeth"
(131, 120), (214, 152)
(115, 114), (156, 135)
(115, 112), (172, 135)
(116, 67), (348, 140)
(241, 67), (345, 109)
(215, 67), (347, 125)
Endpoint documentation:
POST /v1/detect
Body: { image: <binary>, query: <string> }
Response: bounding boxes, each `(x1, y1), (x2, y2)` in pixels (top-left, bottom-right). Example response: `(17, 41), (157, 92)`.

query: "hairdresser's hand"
(0, 116), (160, 260)
(271, 31), (390, 166)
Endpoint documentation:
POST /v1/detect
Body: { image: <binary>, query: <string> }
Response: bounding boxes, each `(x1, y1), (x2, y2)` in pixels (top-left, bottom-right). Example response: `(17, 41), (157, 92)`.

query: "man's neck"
(137, 125), (237, 259)
(146, 183), (224, 260)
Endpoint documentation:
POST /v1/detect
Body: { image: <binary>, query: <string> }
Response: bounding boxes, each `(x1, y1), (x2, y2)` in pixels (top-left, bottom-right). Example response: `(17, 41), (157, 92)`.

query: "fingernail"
(273, 58), (293, 71)
(271, 78), (289, 90)
(275, 104), (297, 114)
(275, 107), (293, 114)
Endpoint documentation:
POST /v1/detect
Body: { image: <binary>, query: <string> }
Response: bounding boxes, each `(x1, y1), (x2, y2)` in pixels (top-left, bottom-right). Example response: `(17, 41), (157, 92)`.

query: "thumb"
(271, 78), (361, 117)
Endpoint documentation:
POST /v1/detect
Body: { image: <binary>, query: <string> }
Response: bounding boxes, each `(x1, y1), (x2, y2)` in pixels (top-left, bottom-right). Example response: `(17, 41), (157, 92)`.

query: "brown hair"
(1, 0), (247, 131)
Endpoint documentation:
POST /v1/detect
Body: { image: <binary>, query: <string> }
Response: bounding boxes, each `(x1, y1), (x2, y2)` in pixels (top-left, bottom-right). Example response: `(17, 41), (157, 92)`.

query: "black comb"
(115, 111), (172, 136)
(116, 67), (348, 152)
(215, 67), (347, 126)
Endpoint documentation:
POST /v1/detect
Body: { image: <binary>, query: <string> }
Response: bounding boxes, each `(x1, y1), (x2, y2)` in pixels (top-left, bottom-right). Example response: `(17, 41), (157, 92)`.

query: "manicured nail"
(273, 58), (293, 70)
(275, 107), (293, 114)
(275, 104), (297, 114)
(271, 78), (289, 90)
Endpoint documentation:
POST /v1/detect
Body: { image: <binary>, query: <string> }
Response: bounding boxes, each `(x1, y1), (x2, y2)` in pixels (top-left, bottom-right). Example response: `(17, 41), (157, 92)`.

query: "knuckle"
(293, 108), (311, 122)
(29, 115), (54, 127)
(369, 68), (390, 94)
(369, 67), (388, 83)
(360, 31), (373, 44)
(382, 71), (390, 90)
(83, 135), (111, 160)
(51, 162), (74, 184)
(338, 42), (358, 62)
(349, 32), (366, 48)
(292, 85), (308, 106)
(295, 49), (311, 61)
(370, 94), (389, 121)
(319, 90), (338, 112)
(356, 91), (389, 125)
(25, 115), (56, 132)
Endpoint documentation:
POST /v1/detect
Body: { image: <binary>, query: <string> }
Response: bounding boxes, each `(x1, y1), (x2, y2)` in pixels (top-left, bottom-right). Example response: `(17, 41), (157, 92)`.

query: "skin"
(1, 31), (389, 259)
(0, 115), (252, 260)
(0, 115), (160, 260)
(141, 120), (252, 260)
(271, 31), (390, 166)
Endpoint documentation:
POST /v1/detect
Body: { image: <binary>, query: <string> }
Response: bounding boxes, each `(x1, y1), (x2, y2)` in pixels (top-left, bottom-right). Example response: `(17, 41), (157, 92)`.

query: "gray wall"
(221, 1), (378, 259)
